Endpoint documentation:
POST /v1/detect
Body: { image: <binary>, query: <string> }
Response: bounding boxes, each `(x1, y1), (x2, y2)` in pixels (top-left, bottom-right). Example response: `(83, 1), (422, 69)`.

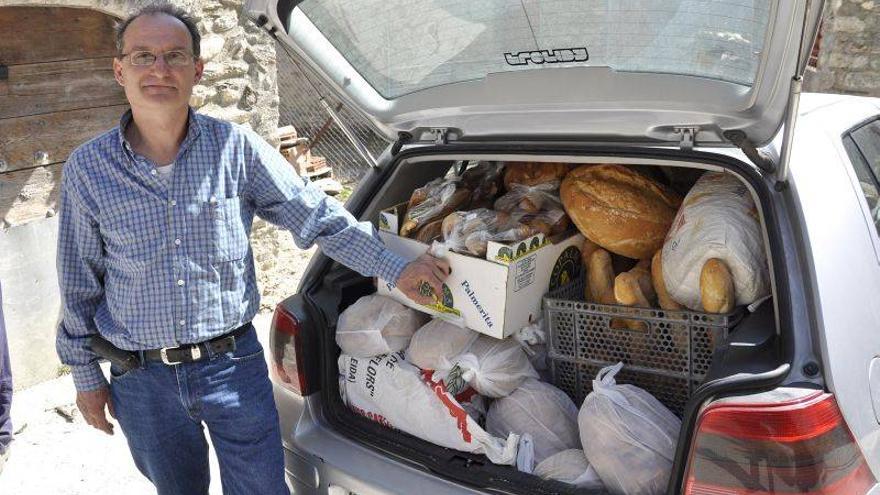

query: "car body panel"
(786, 94), (880, 477)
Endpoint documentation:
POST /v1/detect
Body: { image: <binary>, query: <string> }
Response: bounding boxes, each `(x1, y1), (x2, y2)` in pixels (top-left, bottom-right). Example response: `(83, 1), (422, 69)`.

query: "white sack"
(533, 449), (604, 490)
(579, 363), (681, 495)
(662, 172), (770, 310)
(339, 352), (518, 465)
(486, 379), (580, 463)
(336, 294), (426, 357)
(406, 319), (479, 371)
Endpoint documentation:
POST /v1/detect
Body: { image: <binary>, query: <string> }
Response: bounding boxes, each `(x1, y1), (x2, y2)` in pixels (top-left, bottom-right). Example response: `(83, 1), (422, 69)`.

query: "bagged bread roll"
(461, 161), (505, 207)
(400, 177), (471, 237)
(503, 161), (568, 188)
(441, 209), (534, 257)
(662, 172), (769, 311)
(561, 164), (682, 259)
(495, 183), (562, 214)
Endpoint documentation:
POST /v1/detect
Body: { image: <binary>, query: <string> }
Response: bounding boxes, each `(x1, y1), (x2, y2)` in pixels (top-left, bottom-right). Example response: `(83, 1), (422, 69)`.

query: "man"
(0, 282), (11, 474)
(55, 4), (449, 494)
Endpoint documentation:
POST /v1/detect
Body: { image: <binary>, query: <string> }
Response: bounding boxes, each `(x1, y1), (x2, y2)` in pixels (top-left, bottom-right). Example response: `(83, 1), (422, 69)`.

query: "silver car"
(245, 1), (880, 493)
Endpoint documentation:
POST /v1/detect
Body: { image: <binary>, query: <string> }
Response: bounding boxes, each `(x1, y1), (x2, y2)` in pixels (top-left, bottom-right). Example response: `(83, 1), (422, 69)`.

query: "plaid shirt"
(57, 109), (407, 391)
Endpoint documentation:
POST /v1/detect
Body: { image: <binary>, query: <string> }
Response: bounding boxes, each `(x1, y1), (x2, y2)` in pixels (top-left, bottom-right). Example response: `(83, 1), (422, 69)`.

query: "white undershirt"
(156, 162), (175, 185)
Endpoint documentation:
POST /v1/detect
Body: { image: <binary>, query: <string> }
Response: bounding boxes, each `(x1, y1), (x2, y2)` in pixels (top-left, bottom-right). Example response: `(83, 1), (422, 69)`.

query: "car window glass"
(843, 118), (880, 235)
(294, 0), (772, 99)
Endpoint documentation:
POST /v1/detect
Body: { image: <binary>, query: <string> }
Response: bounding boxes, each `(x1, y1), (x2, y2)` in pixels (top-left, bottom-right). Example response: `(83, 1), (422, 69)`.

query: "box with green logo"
(376, 204), (583, 338)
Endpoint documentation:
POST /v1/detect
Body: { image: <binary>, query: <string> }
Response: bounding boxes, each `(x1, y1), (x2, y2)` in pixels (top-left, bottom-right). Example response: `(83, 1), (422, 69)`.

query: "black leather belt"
(143, 323), (251, 365)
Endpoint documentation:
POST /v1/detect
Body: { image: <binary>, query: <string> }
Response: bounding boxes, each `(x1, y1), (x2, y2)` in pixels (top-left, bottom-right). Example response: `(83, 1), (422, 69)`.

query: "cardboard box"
(376, 204), (584, 338)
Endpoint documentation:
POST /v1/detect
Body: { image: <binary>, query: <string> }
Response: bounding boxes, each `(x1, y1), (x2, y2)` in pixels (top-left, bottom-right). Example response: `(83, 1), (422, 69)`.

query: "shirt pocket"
(102, 200), (166, 273)
(206, 195), (249, 264)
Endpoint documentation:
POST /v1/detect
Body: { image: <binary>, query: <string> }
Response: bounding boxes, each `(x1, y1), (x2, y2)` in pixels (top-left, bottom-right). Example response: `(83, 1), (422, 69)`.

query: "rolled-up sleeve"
(55, 157), (108, 391)
(243, 130), (407, 284)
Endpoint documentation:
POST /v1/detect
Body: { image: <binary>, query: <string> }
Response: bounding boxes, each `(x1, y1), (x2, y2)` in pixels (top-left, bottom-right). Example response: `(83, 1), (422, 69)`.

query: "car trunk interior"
(303, 145), (789, 494)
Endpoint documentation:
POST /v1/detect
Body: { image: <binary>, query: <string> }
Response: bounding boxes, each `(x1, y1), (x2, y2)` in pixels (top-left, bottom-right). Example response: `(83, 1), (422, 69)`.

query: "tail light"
(684, 390), (876, 494)
(270, 304), (314, 396)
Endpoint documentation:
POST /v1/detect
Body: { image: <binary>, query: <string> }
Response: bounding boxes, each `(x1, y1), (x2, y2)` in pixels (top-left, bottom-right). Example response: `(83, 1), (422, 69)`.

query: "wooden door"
(0, 6), (128, 225)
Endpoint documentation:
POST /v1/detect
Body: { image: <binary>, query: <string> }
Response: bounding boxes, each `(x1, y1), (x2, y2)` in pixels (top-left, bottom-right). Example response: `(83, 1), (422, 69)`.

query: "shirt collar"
(117, 107), (203, 159)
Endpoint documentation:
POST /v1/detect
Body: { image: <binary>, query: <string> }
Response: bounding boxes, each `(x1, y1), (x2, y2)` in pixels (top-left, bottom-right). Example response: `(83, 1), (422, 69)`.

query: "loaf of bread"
(561, 164), (682, 259)
(414, 219), (444, 244)
(400, 184), (471, 237)
(503, 162), (569, 188)
(700, 258), (735, 313)
(613, 271), (651, 331)
(651, 250), (683, 310)
(581, 238), (601, 269)
(586, 249), (616, 305)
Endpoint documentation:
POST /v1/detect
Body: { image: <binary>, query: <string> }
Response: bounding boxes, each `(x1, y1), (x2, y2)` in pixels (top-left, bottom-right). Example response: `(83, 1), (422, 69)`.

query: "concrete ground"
(0, 309), (281, 495)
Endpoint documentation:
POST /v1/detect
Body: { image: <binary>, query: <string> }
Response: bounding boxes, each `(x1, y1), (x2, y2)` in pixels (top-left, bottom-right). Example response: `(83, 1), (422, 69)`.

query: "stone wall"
(806, 0), (880, 97)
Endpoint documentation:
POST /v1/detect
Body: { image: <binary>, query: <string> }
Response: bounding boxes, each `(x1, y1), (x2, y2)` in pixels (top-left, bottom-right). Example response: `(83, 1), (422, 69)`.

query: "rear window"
(293, 0), (772, 99)
(843, 117), (880, 237)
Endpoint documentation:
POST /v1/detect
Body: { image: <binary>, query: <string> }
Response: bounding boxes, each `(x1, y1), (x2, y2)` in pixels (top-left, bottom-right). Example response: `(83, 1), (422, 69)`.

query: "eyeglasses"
(120, 50), (194, 67)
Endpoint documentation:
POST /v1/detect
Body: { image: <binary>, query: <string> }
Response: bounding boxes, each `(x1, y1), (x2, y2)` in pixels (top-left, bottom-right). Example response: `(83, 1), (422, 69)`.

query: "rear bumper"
(275, 383), (482, 495)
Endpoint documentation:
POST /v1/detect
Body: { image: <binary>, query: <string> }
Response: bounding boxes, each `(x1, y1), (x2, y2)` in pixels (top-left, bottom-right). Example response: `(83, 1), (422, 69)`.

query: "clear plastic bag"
(486, 379), (580, 463)
(440, 208), (534, 257)
(336, 294), (427, 357)
(401, 177), (471, 237)
(579, 363), (681, 495)
(494, 182), (562, 214)
(533, 449), (604, 490)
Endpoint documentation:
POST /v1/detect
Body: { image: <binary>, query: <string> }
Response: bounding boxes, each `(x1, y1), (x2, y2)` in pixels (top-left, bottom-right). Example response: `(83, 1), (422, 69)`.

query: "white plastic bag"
(440, 335), (539, 398)
(406, 319), (480, 371)
(486, 379), (580, 464)
(513, 319), (551, 381)
(336, 294), (427, 357)
(339, 352), (518, 465)
(533, 449), (604, 490)
(662, 172), (770, 310)
(579, 363), (681, 495)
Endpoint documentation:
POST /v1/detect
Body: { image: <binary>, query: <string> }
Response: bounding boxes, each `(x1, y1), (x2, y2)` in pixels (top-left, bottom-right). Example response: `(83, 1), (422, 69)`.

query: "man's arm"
(55, 163), (108, 392)
(243, 130), (448, 303)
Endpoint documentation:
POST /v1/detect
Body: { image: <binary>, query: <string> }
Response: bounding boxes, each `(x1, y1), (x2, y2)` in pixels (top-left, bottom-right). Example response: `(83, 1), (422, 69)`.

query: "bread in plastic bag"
(662, 172), (770, 310)
(439, 334), (539, 398)
(503, 161), (569, 188)
(579, 363), (681, 495)
(486, 379), (580, 463)
(336, 294), (427, 357)
(533, 449), (604, 490)
(339, 352), (518, 465)
(401, 177), (471, 237)
(406, 319), (480, 371)
(407, 319), (538, 398)
(494, 182), (562, 214)
(440, 208), (534, 257)
(461, 161), (505, 208)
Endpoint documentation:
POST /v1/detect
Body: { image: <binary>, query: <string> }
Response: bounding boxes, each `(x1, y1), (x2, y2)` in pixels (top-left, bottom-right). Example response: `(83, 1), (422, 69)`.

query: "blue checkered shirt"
(57, 109), (407, 391)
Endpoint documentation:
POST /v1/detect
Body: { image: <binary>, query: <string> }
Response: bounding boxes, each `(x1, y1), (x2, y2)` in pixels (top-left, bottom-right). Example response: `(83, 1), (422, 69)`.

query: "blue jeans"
(109, 324), (287, 495)
(0, 283), (11, 455)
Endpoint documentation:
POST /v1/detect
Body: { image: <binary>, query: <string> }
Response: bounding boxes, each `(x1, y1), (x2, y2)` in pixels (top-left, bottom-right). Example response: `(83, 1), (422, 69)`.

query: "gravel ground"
(0, 219), (314, 494)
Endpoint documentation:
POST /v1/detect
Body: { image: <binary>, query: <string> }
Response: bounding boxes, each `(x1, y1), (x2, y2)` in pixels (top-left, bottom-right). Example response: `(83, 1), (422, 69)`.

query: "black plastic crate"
(544, 277), (742, 415)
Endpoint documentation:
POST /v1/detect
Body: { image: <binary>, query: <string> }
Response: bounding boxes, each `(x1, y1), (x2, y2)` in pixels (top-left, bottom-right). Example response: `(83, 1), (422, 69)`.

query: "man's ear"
(113, 57), (125, 86)
(193, 58), (204, 84)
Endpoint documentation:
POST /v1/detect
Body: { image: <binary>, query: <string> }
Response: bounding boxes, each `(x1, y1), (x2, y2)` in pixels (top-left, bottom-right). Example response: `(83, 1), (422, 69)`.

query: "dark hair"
(115, 3), (201, 57)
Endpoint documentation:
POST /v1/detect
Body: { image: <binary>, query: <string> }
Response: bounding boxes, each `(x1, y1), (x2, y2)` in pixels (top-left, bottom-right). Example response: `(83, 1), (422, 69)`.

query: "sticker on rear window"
(504, 47), (589, 66)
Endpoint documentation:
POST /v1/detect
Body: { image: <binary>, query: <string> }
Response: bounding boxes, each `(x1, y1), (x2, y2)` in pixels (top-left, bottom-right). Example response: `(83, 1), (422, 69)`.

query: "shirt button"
(177, 279), (185, 286)
(170, 200), (177, 207)
(174, 238), (181, 246)
(179, 319), (186, 327)
(151, 169), (158, 176)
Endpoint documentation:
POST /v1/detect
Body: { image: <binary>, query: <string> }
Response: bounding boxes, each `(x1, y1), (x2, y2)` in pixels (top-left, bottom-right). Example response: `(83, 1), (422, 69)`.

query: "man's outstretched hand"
(396, 253), (451, 305)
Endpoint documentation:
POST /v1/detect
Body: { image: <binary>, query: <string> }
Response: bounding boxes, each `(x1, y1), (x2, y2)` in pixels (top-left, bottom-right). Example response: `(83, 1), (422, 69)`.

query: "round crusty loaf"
(561, 164), (682, 259)
(503, 162), (569, 188)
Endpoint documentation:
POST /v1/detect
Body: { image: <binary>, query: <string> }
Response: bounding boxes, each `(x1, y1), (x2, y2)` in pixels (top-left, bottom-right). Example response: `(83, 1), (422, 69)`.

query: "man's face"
(113, 13), (204, 112)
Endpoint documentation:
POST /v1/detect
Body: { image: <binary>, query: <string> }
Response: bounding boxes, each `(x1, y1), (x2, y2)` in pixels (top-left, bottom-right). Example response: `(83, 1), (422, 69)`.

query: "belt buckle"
(160, 345), (202, 365)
